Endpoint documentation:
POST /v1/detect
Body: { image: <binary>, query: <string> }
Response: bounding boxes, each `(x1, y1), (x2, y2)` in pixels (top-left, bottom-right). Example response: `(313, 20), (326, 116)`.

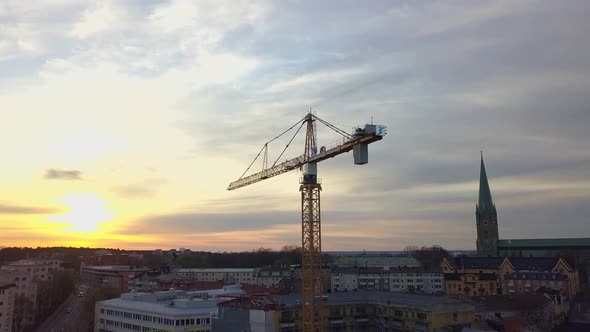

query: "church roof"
(498, 238), (590, 248)
(478, 153), (495, 214)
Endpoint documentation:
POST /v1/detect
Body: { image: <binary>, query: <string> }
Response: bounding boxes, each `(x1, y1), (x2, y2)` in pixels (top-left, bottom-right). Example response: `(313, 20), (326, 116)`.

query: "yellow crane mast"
(228, 112), (386, 331)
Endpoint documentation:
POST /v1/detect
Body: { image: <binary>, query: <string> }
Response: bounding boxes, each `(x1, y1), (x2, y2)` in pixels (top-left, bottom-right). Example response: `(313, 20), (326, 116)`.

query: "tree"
(411, 245), (451, 269)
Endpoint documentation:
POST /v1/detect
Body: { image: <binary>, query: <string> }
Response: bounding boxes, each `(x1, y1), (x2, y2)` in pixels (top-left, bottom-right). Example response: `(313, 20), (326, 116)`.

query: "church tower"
(476, 153), (499, 257)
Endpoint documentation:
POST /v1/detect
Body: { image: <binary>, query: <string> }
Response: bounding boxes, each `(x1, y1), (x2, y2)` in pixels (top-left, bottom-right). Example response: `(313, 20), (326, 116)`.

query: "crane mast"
(228, 112), (386, 332)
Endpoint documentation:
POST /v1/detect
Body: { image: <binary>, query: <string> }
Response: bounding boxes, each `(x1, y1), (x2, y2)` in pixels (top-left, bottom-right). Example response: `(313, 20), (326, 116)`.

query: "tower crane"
(228, 112), (386, 331)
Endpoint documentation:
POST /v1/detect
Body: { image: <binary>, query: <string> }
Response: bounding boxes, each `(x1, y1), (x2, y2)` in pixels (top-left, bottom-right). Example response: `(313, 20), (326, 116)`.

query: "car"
(78, 291), (84, 297)
(65, 307), (71, 313)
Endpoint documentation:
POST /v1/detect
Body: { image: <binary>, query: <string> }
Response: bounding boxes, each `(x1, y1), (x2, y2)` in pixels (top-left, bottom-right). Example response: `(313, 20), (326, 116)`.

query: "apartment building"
(81, 265), (151, 294)
(331, 267), (444, 294)
(256, 266), (294, 287)
(174, 268), (258, 284)
(0, 270), (38, 330)
(0, 258), (63, 282)
(0, 279), (16, 332)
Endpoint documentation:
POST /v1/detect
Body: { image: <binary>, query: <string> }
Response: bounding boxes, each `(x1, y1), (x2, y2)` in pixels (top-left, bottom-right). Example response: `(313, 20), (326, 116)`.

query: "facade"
(81, 265), (150, 294)
(0, 270), (39, 330)
(0, 258), (63, 282)
(331, 267), (444, 294)
(257, 266), (294, 288)
(95, 286), (243, 332)
(498, 238), (590, 285)
(386, 267), (444, 294)
(0, 279), (16, 332)
(214, 292), (475, 332)
(476, 155), (499, 257)
(441, 256), (580, 297)
(174, 268), (258, 284)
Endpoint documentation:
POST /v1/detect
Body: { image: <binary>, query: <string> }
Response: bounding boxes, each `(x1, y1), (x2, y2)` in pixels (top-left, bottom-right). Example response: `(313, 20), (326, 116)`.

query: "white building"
(385, 267), (444, 294)
(331, 267), (444, 294)
(0, 279), (16, 332)
(331, 267), (359, 292)
(95, 285), (244, 332)
(256, 267), (293, 288)
(174, 268), (258, 284)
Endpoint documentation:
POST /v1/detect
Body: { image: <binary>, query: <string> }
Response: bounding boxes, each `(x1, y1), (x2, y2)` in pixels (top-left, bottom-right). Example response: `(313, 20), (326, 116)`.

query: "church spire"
(478, 152), (494, 214)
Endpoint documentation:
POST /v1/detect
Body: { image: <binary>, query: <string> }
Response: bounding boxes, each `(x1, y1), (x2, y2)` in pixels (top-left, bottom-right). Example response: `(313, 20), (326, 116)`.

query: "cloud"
(0, 202), (57, 214)
(44, 168), (83, 180)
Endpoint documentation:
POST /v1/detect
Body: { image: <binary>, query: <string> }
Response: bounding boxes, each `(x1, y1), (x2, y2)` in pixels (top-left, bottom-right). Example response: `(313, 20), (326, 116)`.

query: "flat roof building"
(95, 285), (244, 332)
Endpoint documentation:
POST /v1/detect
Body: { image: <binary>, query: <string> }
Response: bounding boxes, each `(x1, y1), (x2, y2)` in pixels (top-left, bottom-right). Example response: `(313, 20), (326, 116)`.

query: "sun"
(48, 194), (114, 232)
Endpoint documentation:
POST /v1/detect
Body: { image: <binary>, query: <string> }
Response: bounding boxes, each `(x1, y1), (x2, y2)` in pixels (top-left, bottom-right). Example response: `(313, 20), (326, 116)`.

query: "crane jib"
(227, 132), (383, 190)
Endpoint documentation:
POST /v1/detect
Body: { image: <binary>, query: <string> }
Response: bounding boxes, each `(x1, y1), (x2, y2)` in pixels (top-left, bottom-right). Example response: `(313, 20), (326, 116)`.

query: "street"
(35, 288), (88, 332)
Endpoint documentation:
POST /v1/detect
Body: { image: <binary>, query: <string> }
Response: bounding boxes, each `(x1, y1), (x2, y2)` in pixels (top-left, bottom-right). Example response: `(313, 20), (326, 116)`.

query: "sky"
(1, 0), (589, 251)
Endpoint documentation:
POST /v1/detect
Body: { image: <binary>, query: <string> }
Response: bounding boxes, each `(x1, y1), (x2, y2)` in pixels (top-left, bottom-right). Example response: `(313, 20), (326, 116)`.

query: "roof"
(507, 272), (568, 281)
(334, 256), (420, 268)
(470, 294), (552, 312)
(478, 154), (496, 215)
(99, 297), (220, 316)
(498, 238), (590, 248)
(386, 266), (443, 273)
(278, 292), (474, 313)
(448, 257), (504, 269)
(509, 257), (560, 271)
(174, 268), (259, 273)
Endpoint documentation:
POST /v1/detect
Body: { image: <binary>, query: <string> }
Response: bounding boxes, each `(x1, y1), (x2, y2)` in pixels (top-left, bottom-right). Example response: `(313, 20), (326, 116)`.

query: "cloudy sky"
(1, 0), (589, 251)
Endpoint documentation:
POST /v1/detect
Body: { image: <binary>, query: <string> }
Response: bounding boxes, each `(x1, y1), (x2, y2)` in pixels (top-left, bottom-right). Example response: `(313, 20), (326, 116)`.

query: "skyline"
(1, 0), (590, 251)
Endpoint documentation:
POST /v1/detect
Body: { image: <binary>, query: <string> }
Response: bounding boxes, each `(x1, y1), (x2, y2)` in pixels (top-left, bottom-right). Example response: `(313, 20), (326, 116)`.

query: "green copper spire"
(478, 152), (494, 214)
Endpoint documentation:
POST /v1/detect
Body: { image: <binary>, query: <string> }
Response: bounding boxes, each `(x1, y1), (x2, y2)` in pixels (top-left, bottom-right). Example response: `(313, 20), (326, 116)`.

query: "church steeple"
(478, 152), (495, 215)
(476, 152), (499, 257)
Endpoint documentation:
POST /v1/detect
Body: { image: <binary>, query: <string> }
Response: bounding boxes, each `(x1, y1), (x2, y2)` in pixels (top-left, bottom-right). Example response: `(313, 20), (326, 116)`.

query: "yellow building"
(441, 256), (580, 297)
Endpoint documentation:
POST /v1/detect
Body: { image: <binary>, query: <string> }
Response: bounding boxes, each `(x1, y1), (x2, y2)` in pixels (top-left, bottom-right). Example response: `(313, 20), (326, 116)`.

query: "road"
(35, 289), (88, 332)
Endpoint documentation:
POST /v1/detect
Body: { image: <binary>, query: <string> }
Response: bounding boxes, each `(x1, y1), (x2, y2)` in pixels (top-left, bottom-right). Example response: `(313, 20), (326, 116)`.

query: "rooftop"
(498, 238), (590, 248)
(278, 292), (473, 313)
(174, 268), (259, 273)
(98, 285), (244, 316)
(334, 256), (420, 268)
(470, 294), (552, 312)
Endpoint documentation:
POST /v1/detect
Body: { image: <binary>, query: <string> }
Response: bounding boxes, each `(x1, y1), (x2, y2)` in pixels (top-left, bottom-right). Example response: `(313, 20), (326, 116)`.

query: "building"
(474, 155), (590, 287)
(95, 285), (243, 332)
(386, 267), (444, 294)
(81, 265), (150, 294)
(441, 256), (579, 297)
(174, 268), (258, 284)
(476, 154), (499, 257)
(257, 266), (294, 288)
(0, 258), (63, 282)
(0, 270), (39, 330)
(333, 255), (420, 268)
(498, 238), (590, 285)
(214, 292), (475, 332)
(332, 267), (445, 294)
(470, 294), (554, 331)
(0, 279), (16, 332)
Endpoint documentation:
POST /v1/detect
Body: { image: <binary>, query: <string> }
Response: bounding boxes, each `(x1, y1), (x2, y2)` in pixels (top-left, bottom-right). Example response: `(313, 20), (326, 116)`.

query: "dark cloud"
(44, 168), (83, 180)
(0, 203), (57, 214)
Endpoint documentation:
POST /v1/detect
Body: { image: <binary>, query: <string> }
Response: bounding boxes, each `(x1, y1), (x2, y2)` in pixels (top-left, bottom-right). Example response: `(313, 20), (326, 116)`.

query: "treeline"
(0, 246), (122, 268)
(175, 246), (303, 268)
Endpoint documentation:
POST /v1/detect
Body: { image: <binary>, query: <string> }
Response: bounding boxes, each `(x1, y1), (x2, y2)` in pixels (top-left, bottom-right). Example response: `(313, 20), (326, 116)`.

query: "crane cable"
(237, 116), (306, 180)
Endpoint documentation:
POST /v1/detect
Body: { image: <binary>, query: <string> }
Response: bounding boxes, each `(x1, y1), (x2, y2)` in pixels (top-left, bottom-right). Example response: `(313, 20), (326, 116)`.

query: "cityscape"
(1, 1), (590, 332)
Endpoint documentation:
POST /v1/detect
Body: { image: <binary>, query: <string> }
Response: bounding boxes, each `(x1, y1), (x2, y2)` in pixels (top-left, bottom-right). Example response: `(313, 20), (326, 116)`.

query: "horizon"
(2, 0), (590, 251)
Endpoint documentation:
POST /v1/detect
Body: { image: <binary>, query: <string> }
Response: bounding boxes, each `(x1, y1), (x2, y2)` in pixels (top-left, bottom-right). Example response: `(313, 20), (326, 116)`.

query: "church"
(475, 154), (590, 285)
